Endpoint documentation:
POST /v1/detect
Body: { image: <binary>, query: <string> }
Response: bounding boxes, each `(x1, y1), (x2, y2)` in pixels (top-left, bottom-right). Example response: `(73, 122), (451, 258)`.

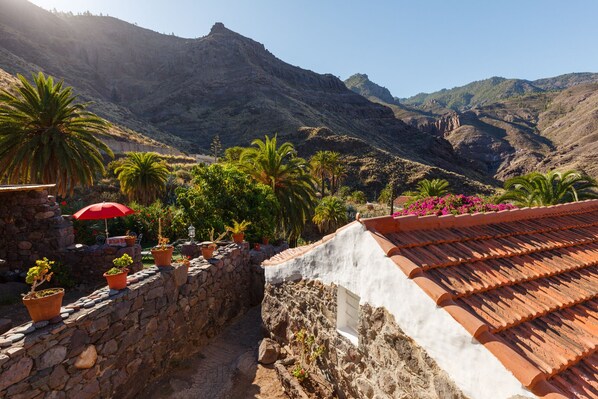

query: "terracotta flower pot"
(201, 245), (216, 260)
(22, 288), (64, 322)
(124, 236), (136, 247)
(103, 269), (129, 290)
(254, 243), (261, 251)
(262, 237), (269, 245)
(232, 233), (244, 243)
(151, 246), (174, 267)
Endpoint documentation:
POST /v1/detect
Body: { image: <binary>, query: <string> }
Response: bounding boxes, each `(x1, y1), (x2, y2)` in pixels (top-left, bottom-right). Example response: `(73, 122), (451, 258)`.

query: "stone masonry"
(0, 243), (259, 399)
(262, 279), (467, 399)
(0, 186), (73, 273)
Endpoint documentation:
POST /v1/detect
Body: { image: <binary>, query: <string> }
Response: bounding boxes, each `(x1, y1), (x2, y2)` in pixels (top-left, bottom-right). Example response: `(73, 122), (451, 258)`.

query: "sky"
(29, 0), (598, 98)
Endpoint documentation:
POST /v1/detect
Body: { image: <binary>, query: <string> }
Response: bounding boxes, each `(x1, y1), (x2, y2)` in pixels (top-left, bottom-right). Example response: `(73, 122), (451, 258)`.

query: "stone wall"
(0, 188), (73, 273)
(262, 279), (466, 399)
(56, 244), (143, 284)
(0, 243), (257, 399)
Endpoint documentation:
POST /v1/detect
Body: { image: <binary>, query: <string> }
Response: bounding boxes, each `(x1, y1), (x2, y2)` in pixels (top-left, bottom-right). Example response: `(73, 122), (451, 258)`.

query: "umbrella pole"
(105, 219), (109, 238)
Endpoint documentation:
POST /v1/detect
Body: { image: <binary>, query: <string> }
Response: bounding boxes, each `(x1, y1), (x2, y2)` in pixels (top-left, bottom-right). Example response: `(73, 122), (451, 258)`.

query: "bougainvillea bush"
(392, 194), (516, 217)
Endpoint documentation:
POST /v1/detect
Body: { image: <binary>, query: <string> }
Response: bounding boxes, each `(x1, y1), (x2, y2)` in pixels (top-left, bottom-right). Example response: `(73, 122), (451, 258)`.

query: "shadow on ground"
(142, 305), (287, 399)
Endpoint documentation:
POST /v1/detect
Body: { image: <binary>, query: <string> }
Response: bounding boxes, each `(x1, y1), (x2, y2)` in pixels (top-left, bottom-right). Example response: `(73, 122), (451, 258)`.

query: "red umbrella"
(72, 202), (135, 238)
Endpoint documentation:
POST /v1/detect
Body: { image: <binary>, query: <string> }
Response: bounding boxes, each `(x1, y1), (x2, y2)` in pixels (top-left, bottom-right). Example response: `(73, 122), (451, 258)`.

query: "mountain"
(401, 74), (598, 111)
(0, 0), (493, 194)
(346, 74), (598, 180)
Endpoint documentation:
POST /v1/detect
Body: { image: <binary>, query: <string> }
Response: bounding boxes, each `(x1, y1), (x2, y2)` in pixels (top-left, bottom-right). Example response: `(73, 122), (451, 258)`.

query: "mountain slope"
(0, 0), (494, 193)
(401, 74), (598, 111)
(347, 74), (598, 179)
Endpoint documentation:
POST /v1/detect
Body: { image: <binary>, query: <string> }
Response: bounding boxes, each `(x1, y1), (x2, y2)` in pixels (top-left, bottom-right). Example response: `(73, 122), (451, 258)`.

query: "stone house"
(262, 200), (598, 398)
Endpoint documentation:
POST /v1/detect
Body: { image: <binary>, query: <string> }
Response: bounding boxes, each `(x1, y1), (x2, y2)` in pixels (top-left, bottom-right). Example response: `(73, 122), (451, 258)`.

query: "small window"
(337, 286), (360, 345)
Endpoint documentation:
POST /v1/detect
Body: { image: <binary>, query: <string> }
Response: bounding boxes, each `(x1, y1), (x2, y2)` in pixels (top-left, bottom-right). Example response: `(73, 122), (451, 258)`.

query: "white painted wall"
(265, 223), (535, 399)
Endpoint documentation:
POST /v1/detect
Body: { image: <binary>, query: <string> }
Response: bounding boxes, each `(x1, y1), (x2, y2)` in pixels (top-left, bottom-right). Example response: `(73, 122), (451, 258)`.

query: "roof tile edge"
(360, 199), (598, 234)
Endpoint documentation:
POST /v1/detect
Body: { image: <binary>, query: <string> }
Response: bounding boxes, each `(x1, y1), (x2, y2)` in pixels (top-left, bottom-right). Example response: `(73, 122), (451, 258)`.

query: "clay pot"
(201, 245), (216, 260)
(124, 236), (136, 247)
(151, 246), (174, 267)
(254, 243), (261, 251)
(262, 237), (269, 245)
(232, 233), (244, 243)
(22, 288), (64, 322)
(103, 269), (129, 290)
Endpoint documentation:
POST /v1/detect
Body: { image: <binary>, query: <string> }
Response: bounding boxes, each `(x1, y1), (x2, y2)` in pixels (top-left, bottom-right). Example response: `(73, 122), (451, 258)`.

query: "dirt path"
(142, 306), (288, 399)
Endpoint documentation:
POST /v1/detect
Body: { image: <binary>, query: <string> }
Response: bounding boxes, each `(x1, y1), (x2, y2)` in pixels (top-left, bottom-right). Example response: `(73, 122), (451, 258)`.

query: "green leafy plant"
(291, 328), (325, 383)
(24, 258), (60, 299)
(106, 253), (134, 275)
(312, 196), (348, 233)
(226, 220), (251, 234)
(205, 227), (228, 249)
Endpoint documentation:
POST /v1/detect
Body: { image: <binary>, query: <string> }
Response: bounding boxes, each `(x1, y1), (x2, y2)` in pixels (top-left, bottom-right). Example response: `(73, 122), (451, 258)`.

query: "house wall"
(0, 244), (261, 399)
(263, 279), (466, 398)
(263, 223), (536, 399)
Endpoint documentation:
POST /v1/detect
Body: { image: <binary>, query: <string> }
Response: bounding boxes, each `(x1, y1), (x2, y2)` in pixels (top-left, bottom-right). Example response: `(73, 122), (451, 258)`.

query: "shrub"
(348, 190), (366, 204)
(177, 164), (277, 243)
(393, 194), (516, 217)
(122, 201), (187, 244)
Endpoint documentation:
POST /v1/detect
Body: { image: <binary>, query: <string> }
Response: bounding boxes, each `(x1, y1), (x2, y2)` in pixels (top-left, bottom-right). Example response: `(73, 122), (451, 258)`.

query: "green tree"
(115, 152), (170, 205)
(0, 72), (113, 196)
(312, 196), (348, 234)
(210, 134), (222, 162)
(239, 135), (316, 243)
(415, 178), (450, 198)
(378, 182), (394, 204)
(223, 146), (245, 163)
(499, 170), (598, 206)
(177, 164), (277, 242)
(348, 190), (366, 204)
(309, 150), (345, 196)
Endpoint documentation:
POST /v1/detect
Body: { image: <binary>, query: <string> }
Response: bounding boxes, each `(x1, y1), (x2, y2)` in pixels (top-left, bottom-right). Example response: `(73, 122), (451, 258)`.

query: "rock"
(108, 289), (120, 296)
(0, 338), (12, 347)
(258, 338), (280, 365)
(12, 323), (34, 335)
(17, 241), (32, 250)
(33, 320), (49, 329)
(49, 315), (62, 324)
(83, 302), (95, 309)
(74, 345), (97, 369)
(60, 308), (75, 315)
(38, 345), (67, 369)
(173, 264), (188, 287)
(0, 356), (33, 390)
(0, 282), (28, 303)
(61, 313), (70, 319)
(7, 333), (24, 343)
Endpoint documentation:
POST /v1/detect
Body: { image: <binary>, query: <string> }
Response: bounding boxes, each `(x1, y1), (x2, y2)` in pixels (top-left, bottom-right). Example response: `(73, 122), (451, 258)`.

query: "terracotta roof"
(362, 200), (598, 399)
(263, 221), (358, 266)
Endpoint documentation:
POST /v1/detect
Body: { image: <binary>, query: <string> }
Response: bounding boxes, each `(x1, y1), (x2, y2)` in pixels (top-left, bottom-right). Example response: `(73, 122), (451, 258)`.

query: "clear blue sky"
(30, 0), (598, 97)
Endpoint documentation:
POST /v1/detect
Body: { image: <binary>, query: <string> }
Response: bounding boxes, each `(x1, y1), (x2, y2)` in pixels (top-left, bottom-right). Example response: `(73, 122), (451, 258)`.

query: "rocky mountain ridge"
(345, 74), (598, 179)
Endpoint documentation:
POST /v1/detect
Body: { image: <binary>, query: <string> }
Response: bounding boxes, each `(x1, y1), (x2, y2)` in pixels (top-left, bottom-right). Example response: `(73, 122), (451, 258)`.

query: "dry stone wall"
(262, 279), (467, 399)
(0, 243), (256, 399)
(0, 188), (73, 273)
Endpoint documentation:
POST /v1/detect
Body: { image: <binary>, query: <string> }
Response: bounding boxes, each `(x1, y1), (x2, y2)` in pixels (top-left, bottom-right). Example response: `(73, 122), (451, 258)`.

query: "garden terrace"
(0, 242), (277, 398)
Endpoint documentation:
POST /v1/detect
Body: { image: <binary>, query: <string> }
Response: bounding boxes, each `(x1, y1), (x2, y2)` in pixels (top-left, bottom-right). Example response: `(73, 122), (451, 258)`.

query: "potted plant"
(262, 236), (269, 245)
(22, 258), (64, 322)
(104, 253), (133, 290)
(152, 236), (174, 267)
(124, 230), (136, 247)
(226, 220), (251, 243)
(201, 228), (227, 260)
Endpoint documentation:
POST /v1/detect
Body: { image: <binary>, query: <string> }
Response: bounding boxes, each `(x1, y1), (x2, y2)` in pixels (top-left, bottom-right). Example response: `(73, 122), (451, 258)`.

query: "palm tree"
(0, 72), (113, 196)
(329, 153), (347, 194)
(312, 196), (348, 234)
(416, 178), (450, 198)
(115, 152), (170, 205)
(499, 170), (598, 206)
(310, 150), (345, 196)
(239, 135), (316, 243)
